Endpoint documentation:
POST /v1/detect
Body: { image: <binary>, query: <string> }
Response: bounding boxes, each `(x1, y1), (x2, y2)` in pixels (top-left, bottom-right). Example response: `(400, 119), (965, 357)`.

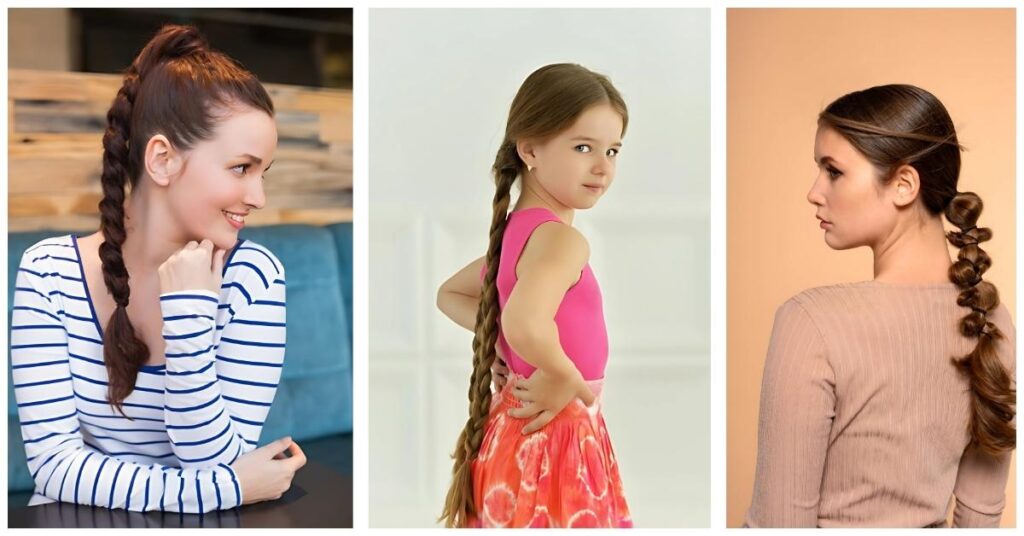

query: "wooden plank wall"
(8, 68), (352, 232)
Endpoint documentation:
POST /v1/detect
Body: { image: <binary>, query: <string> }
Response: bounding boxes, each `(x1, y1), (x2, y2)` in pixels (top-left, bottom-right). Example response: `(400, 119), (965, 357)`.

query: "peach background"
(727, 9), (1016, 528)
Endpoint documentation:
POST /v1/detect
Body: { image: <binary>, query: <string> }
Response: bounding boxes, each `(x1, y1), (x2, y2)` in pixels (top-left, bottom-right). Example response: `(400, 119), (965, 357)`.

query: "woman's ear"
(891, 164), (921, 208)
(516, 140), (538, 171)
(144, 134), (183, 186)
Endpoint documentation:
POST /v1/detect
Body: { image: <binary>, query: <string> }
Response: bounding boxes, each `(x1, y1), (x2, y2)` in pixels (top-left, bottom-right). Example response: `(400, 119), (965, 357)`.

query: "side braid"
(439, 141), (519, 527)
(99, 65), (150, 411)
(99, 25), (216, 412)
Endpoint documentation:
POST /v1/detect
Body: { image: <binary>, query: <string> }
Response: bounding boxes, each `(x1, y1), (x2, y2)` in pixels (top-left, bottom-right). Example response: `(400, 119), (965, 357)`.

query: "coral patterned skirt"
(469, 373), (632, 528)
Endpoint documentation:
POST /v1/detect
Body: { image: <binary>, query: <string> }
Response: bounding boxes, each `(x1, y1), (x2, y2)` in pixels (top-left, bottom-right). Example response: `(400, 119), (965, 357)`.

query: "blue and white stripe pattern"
(11, 235), (286, 513)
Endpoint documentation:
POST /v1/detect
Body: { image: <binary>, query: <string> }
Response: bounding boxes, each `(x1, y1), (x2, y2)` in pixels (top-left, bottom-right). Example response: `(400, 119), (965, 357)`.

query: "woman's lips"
(817, 217), (832, 230)
(223, 210), (247, 230)
(583, 184), (605, 194)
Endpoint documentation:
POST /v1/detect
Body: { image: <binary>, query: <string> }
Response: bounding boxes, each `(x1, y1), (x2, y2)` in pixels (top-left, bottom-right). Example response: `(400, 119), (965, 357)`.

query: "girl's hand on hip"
(508, 365), (595, 434)
(230, 436), (308, 505)
(158, 239), (226, 294)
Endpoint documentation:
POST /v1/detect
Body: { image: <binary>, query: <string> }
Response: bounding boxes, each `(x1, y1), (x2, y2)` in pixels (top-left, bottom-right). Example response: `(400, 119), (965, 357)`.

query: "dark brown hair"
(100, 24), (274, 412)
(819, 84), (1015, 455)
(438, 63), (628, 527)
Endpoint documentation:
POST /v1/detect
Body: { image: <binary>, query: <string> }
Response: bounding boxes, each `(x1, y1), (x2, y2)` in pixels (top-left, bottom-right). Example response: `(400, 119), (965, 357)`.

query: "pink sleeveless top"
(488, 207), (608, 381)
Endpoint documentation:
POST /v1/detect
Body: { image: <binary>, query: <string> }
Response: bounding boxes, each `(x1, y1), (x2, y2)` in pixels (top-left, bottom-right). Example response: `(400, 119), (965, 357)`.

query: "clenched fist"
(230, 437), (308, 504)
(158, 239), (227, 294)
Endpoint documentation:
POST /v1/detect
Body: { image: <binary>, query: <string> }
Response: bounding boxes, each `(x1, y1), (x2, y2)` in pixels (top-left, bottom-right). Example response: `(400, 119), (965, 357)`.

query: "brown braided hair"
(439, 63), (628, 527)
(100, 24), (274, 412)
(819, 84), (1015, 455)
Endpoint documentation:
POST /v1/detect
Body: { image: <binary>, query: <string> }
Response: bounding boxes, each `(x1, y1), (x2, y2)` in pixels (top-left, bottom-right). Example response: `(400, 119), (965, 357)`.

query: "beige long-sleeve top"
(745, 281), (1016, 528)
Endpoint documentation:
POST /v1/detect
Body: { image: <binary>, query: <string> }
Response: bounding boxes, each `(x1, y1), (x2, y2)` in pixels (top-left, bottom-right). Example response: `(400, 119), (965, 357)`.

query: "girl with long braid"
(436, 64), (632, 528)
(11, 24), (304, 513)
(746, 85), (1016, 527)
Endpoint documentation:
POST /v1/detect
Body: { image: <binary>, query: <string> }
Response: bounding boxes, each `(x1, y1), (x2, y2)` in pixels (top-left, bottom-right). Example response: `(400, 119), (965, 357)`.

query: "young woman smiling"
(11, 24), (304, 513)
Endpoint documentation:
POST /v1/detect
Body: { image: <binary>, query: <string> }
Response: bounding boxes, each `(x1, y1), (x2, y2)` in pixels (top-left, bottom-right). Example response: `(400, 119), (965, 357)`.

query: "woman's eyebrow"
(234, 154), (275, 171)
(816, 155), (838, 166)
(235, 153), (264, 165)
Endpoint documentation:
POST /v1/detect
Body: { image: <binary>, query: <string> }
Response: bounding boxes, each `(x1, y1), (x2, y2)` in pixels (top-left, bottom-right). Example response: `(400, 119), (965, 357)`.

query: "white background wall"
(368, 9), (710, 527)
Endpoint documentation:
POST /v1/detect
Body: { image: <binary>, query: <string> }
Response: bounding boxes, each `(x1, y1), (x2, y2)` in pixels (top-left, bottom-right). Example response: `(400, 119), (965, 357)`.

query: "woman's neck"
(513, 175), (575, 225)
(120, 189), (189, 271)
(871, 212), (952, 284)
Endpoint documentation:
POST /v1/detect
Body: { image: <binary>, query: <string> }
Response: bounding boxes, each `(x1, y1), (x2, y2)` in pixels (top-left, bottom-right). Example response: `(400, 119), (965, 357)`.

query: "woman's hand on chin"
(158, 239), (227, 294)
(231, 436), (308, 505)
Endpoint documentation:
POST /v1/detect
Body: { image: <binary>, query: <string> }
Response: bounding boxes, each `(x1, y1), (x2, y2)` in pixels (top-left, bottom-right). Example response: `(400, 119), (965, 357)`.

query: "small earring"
(527, 165), (534, 172)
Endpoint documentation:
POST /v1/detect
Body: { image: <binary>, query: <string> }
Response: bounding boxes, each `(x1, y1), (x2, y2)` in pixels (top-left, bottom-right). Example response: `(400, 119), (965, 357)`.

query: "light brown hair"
(819, 84), (1015, 455)
(99, 24), (274, 412)
(438, 63), (628, 526)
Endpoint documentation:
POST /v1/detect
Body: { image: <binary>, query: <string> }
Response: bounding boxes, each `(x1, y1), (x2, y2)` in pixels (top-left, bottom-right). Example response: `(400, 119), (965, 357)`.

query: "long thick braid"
(440, 141), (519, 527)
(100, 25), (210, 411)
(945, 192), (1015, 454)
(99, 65), (150, 410)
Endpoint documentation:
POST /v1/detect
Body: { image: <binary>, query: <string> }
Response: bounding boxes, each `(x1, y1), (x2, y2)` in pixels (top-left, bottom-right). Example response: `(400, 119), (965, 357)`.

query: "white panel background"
(368, 8), (710, 527)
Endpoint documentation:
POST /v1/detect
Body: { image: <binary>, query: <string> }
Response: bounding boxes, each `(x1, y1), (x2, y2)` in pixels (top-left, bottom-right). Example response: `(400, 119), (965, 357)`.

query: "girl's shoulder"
(532, 219), (589, 252)
(516, 220), (590, 276)
(508, 208), (588, 251)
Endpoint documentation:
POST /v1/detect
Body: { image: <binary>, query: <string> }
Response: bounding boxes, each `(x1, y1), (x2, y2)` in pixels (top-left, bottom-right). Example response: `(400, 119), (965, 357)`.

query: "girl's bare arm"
(437, 256), (485, 332)
(502, 222), (595, 434)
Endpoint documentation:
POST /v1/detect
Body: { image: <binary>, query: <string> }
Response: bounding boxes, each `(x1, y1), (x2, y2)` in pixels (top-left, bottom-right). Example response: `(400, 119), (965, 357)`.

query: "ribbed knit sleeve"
(746, 299), (836, 528)
(952, 445), (1011, 527)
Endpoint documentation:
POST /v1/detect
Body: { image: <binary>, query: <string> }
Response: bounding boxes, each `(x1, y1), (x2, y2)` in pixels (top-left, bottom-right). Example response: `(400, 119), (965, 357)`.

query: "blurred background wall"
(8, 8), (353, 231)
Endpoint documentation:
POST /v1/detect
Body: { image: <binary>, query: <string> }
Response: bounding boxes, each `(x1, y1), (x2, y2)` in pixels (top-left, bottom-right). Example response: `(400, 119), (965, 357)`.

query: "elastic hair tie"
(958, 226), (979, 245)
(971, 306), (988, 315)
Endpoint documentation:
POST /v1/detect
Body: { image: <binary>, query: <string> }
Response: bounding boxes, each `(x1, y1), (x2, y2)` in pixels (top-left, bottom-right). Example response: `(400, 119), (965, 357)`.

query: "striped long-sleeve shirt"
(11, 235), (286, 513)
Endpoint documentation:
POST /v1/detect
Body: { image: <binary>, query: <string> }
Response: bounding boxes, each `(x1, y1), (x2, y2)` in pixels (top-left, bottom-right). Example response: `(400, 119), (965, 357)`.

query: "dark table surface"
(8, 459), (352, 528)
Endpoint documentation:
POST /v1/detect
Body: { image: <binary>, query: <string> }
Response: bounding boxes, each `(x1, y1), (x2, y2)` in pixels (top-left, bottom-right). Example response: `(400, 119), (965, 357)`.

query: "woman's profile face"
(165, 106), (278, 251)
(528, 103), (623, 211)
(808, 126), (898, 250)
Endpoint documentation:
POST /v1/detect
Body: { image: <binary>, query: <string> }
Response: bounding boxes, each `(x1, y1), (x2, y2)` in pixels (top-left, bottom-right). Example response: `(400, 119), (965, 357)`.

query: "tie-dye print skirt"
(469, 374), (632, 528)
